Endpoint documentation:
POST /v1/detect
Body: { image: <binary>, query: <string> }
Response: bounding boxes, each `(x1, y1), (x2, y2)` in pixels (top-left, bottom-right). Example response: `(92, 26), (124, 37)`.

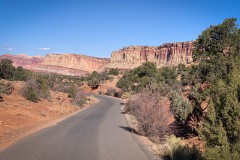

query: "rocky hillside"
(107, 41), (194, 69)
(42, 54), (110, 73)
(0, 54), (44, 69)
(0, 53), (110, 76)
(0, 41), (194, 75)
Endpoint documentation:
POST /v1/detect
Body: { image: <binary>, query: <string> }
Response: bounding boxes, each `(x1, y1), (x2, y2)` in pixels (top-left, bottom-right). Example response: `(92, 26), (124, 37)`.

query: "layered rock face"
(0, 41), (194, 76)
(0, 54), (44, 69)
(108, 41), (194, 69)
(0, 53), (110, 76)
(42, 54), (110, 73)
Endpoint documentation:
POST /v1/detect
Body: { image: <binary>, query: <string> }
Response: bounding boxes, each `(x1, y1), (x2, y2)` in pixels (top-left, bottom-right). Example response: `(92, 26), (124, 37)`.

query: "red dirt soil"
(0, 81), (96, 151)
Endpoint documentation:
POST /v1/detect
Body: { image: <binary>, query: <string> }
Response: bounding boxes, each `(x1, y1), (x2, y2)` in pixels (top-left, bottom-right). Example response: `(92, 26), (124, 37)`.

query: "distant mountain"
(0, 54), (44, 68)
(0, 53), (110, 76)
(0, 41), (194, 76)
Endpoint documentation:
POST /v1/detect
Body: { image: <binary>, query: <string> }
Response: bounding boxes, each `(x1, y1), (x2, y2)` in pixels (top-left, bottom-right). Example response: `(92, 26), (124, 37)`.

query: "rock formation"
(0, 53), (110, 76)
(107, 41), (194, 69)
(0, 41), (194, 76)
(0, 54), (44, 69)
(42, 54), (110, 73)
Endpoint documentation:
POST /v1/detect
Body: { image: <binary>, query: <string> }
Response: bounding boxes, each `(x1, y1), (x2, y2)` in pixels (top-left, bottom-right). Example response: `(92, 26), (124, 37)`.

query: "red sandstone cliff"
(0, 54), (44, 69)
(0, 53), (110, 76)
(0, 41), (194, 75)
(42, 54), (110, 73)
(107, 41), (194, 69)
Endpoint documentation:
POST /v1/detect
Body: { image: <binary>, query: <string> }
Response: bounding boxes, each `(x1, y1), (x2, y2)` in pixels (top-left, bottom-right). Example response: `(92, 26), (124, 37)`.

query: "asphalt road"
(0, 95), (153, 160)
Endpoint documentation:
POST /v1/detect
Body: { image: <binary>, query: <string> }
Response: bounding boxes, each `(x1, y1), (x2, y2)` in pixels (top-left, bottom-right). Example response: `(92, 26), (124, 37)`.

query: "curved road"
(0, 95), (153, 160)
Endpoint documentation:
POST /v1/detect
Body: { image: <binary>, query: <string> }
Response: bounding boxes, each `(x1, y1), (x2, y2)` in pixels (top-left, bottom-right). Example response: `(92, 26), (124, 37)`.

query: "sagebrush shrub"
(22, 76), (50, 102)
(127, 92), (172, 141)
(22, 79), (39, 102)
(106, 87), (116, 96)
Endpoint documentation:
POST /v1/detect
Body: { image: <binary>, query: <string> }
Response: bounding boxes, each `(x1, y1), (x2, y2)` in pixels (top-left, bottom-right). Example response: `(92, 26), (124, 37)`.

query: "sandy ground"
(0, 81), (97, 151)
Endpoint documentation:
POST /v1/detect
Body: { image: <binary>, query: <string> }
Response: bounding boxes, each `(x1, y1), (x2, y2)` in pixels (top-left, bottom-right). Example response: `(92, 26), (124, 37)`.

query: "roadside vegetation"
(118, 18), (240, 160)
(85, 68), (120, 90)
(0, 59), (87, 106)
(0, 58), (120, 106)
(1, 17), (239, 160)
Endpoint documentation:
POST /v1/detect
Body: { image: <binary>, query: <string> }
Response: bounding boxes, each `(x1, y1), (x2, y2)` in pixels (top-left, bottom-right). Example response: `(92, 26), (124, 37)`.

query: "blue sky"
(0, 0), (240, 57)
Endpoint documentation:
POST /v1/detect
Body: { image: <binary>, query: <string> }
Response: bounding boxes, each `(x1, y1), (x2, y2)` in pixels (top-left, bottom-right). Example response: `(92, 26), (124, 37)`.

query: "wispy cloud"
(39, 48), (50, 51)
(52, 51), (62, 54)
(1, 44), (14, 51)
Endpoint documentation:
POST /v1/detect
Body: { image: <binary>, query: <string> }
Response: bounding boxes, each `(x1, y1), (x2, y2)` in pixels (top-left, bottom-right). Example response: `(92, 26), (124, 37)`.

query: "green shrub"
(86, 70), (111, 90)
(0, 59), (15, 80)
(116, 62), (178, 94)
(22, 79), (39, 102)
(68, 84), (77, 98)
(159, 67), (177, 85)
(13, 66), (29, 81)
(36, 75), (50, 99)
(24, 86), (38, 102)
(87, 71), (101, 89)
(0, 59), (30, 81)
(204, 146), (232, 160)
(164, 135), (203, 160)
(117, 62), (164, 92)
(170, 144), (203, 160)
(108, 68), (120, 75)
(116, 77), (132, 91)
(190, 18), (240, 159)
(170, 90), (193, 123)
(22, 76), (50, 102)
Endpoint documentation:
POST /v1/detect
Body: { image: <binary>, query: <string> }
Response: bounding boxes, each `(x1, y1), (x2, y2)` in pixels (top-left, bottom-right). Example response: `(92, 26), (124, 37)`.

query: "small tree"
(170, 90), (193, 123)
(192, 18), (240, 159)
(13, 66), (29, 81)
(87, 71), (100, 90)
(0, 59), (15, 80)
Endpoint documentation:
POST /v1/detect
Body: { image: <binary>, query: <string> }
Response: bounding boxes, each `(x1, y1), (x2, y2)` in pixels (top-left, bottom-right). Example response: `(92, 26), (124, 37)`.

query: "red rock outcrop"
(108, 41), (194, 69)
(0, 54), (44, 69)
(42, 54), (110, 73)
(0, 41), (194, 76)
(32, 65), (89, 76)
(0, 53), (110, 76)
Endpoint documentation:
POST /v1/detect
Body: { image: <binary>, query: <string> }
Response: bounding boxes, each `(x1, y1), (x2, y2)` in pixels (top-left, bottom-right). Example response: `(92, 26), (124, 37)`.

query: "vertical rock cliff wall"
(42, 54), (110, 72)
(108, 41), (194, 69)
